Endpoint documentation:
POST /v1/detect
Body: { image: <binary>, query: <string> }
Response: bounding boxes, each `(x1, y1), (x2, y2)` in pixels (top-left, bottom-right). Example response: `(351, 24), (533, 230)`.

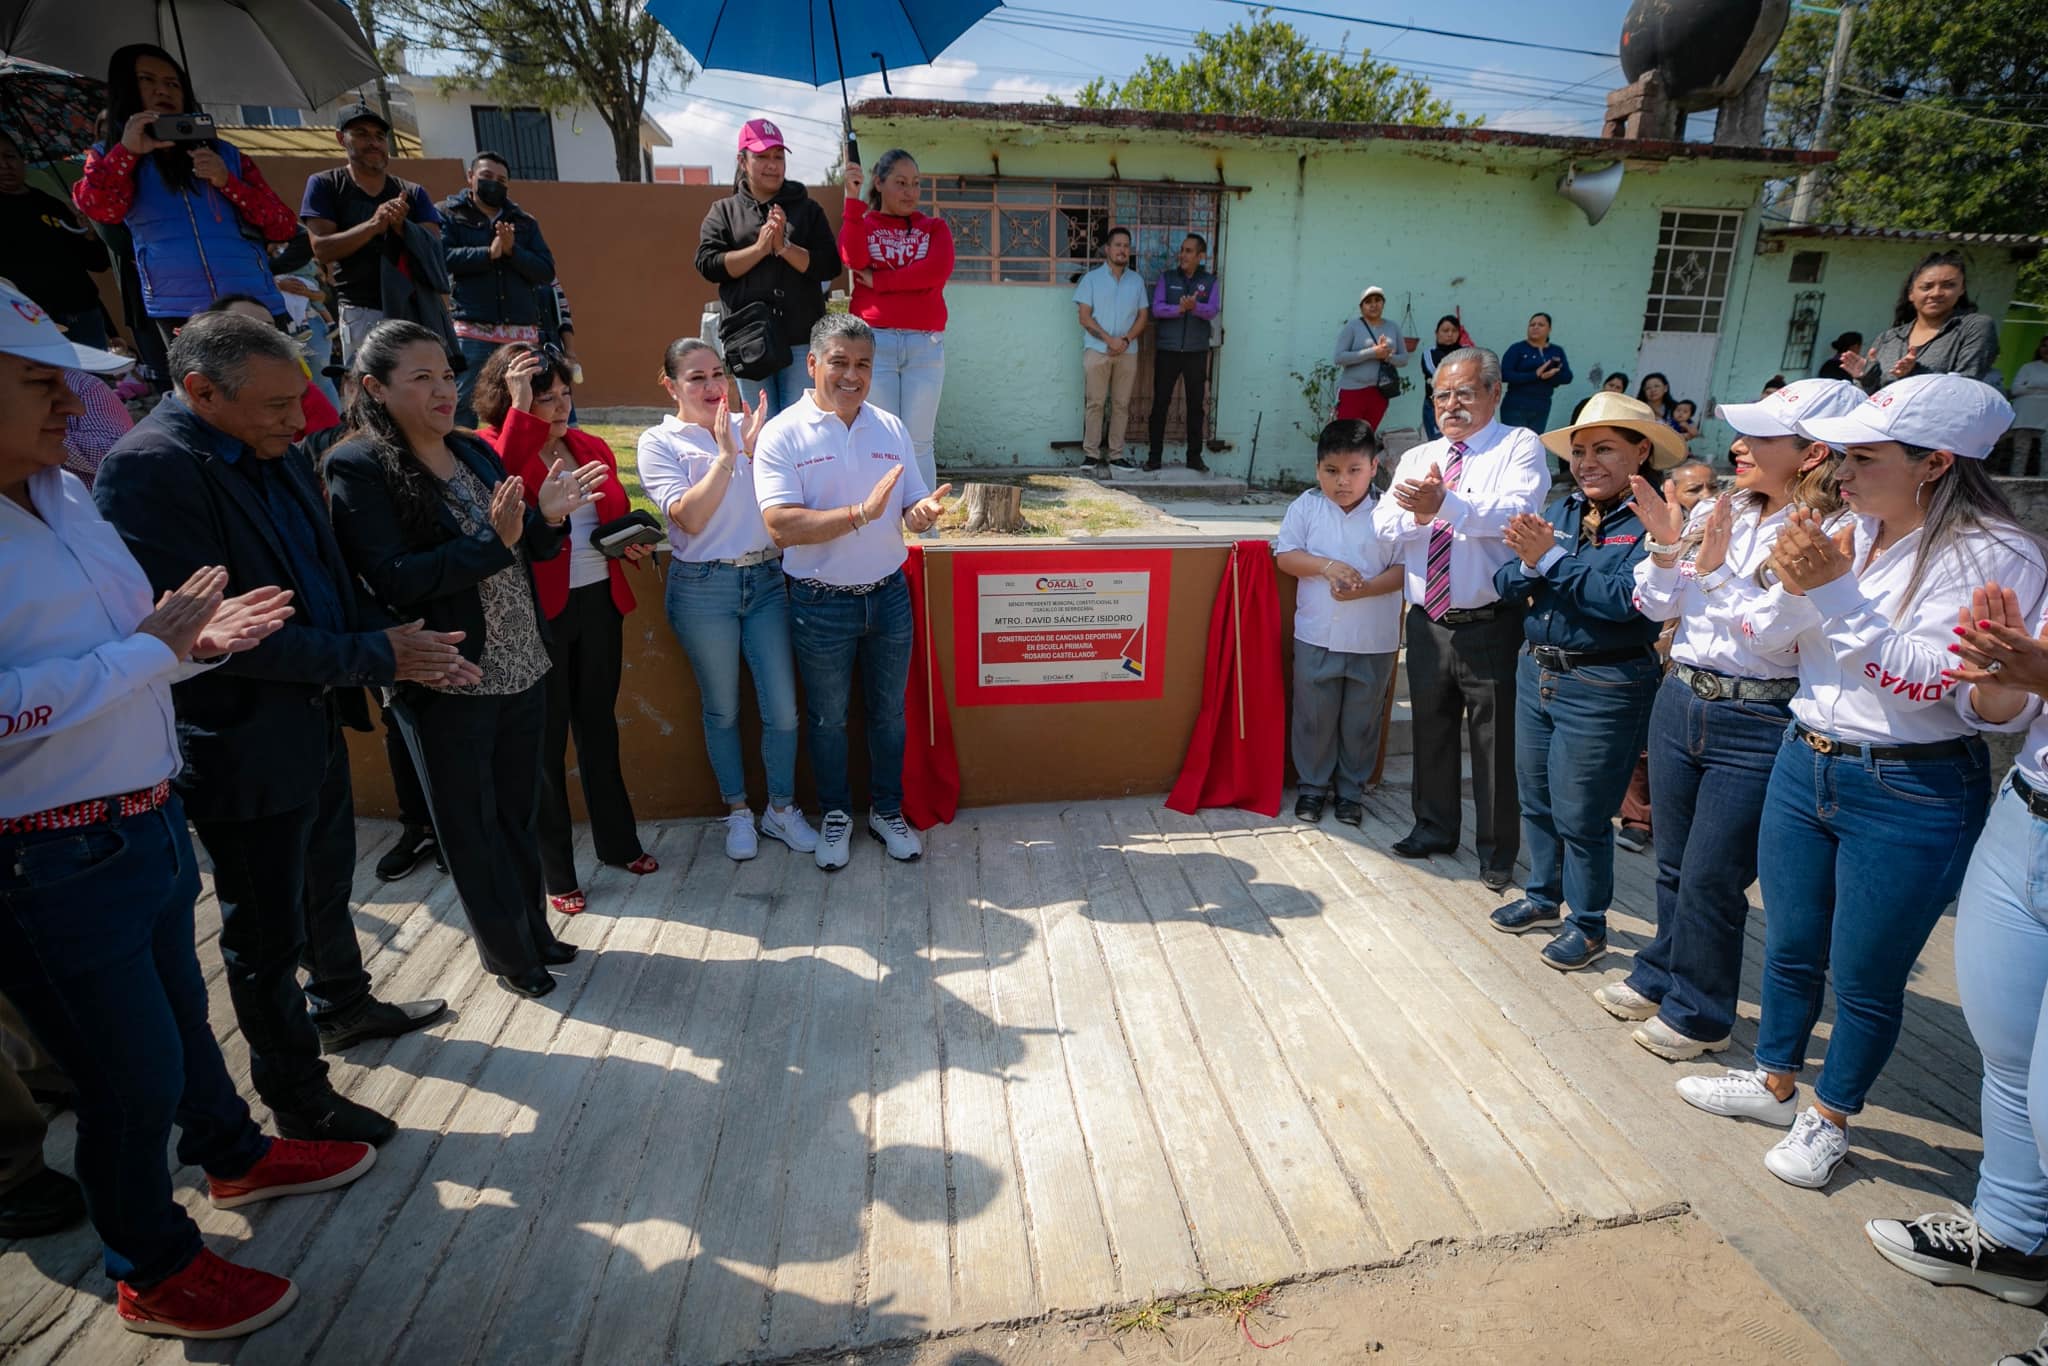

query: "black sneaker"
(316, 996), (448, 1053)
(1333, 798), (1364, 827)
(0, 1168), (86, 1237)
(2000, 1327), (2048, 1366)
(1866, 1209), (2048, 1306)
(1614, 826), (1650, 854)
(374, 826), (440, 881)
(1294, 792), (1326, 823)
(272, 1090), (398, 1147)
(1187, 454), (1209, 473)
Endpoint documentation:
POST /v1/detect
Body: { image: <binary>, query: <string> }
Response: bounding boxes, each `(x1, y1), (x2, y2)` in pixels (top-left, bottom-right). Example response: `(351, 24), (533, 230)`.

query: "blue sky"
(649, 1), (1639, 180)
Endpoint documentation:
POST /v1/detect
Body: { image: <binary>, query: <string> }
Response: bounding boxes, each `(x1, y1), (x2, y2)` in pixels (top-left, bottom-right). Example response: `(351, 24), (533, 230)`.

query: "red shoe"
(118, 1247), (299, 1338)
(208, 1137), (376, 1210)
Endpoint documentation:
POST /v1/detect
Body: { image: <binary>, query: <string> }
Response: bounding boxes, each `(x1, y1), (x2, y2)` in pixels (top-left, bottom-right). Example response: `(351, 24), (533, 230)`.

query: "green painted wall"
(865, 114), (2031, 482)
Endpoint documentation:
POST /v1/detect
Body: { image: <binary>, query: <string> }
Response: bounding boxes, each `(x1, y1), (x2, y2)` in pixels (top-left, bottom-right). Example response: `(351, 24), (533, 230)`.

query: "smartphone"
(595, 523), (663, 558)
(147, 112), (217, 143)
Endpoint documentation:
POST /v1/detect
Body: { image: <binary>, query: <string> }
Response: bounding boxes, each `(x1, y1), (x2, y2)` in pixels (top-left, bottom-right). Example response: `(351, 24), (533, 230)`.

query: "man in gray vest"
(1146, 233), (1221, 472)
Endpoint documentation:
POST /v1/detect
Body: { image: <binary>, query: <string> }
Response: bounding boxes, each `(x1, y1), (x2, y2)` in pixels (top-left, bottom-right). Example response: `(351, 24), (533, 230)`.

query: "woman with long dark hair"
(1635, 372), (1676, 427)
(1838, 250), (2002, 391)
(1600, 379), (1863, 1060)
(325, 322), (607, 1000)
(472, 345), (658, 915)
(1419, 314), (1464, 442)
(1677, 373), (2048, 1189)
(71, 44), (297, 345)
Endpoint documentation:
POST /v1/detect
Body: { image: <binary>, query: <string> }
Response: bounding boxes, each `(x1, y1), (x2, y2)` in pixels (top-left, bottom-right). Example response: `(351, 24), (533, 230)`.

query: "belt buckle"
(1688, 669), (1722, 701)
(1533, 645), (1567, 672)
(1802, 729), (1835, 755)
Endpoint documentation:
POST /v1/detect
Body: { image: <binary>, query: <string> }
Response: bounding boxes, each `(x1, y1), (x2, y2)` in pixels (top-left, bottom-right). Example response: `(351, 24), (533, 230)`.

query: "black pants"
(1147, 348), (1208, 463)
(539, 581), (644, 894)
(189, 722), (370, 1109)
(1404, 603), (1523, 878)
(393, 679), (557, 978)
(380, 702), (433, 828)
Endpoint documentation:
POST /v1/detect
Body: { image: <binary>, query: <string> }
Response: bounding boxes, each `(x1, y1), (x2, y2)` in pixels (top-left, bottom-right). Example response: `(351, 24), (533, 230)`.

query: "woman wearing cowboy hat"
(1597, 379), (1864, 1061)
(1675, 373), (2048, 1190)
(1487, 391), (1688, 971)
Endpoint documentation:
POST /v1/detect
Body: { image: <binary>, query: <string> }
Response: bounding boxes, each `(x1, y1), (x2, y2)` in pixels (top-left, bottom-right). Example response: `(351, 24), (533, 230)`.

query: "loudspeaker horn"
(1557, 161), (1624, 226)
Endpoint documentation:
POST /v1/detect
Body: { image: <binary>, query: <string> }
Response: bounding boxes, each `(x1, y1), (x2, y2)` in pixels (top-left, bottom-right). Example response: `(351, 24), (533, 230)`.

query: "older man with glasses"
(1372, 347), (1552, 891)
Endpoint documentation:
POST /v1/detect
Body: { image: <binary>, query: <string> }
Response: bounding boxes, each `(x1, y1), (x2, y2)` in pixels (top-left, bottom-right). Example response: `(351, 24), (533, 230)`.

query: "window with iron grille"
(1783, 289), (1824, 372)
(1642, 210), (1743, 333)
(471, 106), (557, 181)
(927, 177), (1223, 286)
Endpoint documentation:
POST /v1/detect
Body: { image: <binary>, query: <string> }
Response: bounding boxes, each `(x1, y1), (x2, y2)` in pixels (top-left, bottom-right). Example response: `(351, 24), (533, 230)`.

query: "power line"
(1840, 83), (2048, 132)
(1223, 1), (1621, 59)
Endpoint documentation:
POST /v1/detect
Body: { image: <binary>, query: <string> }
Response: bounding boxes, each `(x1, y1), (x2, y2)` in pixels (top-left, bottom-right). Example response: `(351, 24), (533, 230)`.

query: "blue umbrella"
(644, 0), (1003, 160)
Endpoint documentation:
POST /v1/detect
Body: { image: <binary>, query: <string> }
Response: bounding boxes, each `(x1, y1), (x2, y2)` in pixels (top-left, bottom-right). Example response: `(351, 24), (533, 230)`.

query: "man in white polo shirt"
(1073, 225), (1149, 477)
(754, 313), (951, 870)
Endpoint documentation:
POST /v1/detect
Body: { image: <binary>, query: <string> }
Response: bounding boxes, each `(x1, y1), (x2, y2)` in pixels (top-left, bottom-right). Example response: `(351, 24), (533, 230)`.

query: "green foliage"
(1065, 12), (1472, 126)
(1289, 359), (1340, 441)
(1769, 0), (2048, 296)
(376, 0), (688, 181)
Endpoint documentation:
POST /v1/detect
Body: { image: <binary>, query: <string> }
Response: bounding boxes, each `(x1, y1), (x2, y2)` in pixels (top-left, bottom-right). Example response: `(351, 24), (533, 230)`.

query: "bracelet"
(1642, 537), (1681, 557)
(846, 505), (859, 531)
(1695, 565), (1732, 594)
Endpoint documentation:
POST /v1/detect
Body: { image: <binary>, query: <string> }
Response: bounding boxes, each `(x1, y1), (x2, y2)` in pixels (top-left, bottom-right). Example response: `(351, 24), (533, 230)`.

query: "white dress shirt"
(1734, 514), (2048, 745)
(1633, 497), (1802, 679)
(1372, 416), (1551, 611)
(635, 415), (776, 563)
(1277, 489), (1402, 653)
(753, 397), (930, 587)
(1, 466), (206, 818)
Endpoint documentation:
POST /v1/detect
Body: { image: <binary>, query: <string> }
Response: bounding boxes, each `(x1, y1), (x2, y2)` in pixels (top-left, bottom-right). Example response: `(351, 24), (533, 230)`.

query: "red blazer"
(483, 407), (637, 621)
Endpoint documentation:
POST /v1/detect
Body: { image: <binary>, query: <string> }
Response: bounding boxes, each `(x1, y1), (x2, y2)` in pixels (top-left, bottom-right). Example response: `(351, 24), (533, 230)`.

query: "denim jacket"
(1494, 490), (1660, 654)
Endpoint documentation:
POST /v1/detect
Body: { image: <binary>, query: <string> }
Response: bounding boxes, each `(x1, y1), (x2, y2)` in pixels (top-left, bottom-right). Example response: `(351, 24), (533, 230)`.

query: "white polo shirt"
(1277, 489), (1402, 653)
(635, 415), (775, 563)
(753, 395), (930, 586)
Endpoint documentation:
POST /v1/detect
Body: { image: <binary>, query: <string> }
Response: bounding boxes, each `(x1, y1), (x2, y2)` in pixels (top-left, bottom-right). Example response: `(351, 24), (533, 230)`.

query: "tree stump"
(960, 482), (1026, 534)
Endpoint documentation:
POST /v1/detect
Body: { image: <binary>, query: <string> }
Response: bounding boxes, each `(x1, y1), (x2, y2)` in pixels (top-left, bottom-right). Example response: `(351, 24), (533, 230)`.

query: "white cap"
(1800, 372), (2014, 460)
(1358, 285), (1385, 302)
(0, 279), (130, 373)
(1717, 378), (1865, 439)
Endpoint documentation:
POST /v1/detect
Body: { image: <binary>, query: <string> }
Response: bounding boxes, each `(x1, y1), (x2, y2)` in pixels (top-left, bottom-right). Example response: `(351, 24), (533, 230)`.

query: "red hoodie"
(838, 198), (955, 333)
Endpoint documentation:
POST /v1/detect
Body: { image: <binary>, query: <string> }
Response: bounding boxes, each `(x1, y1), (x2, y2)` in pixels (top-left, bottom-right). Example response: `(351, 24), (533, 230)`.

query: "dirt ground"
(835, 1217), (1839, 1366)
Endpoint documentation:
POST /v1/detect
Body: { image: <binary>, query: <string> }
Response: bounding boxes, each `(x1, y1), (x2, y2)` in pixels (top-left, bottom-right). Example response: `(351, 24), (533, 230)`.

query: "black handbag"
(1366, 323), (1404, 398)
(719, 299), (792, 381)
(590, 509), (663, 559)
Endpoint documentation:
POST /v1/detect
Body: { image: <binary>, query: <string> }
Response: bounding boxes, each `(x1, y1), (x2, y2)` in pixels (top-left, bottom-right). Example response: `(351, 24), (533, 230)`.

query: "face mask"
(474, 179), (508, 209)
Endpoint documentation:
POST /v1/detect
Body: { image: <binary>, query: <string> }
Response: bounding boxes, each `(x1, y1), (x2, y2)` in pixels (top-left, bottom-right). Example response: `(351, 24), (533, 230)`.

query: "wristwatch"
(1643, 537), (1681, 557)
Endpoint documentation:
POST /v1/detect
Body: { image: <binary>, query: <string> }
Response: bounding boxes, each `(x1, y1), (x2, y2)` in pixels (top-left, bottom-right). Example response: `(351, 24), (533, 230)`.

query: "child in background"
(1672, 399), (1702, 445)
(1274, 419), (1407, 825)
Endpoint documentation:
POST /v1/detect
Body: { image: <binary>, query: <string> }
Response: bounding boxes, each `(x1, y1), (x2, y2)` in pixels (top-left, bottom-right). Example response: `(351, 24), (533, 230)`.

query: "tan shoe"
(1633, 1015), (1731, 1061)
(1592, 980), (1658, 1022)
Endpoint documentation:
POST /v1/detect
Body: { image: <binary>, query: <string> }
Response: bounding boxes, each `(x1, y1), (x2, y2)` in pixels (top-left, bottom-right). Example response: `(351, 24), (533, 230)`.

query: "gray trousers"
(1291, 639), (1397, 801)
(340, 304), (387, 364)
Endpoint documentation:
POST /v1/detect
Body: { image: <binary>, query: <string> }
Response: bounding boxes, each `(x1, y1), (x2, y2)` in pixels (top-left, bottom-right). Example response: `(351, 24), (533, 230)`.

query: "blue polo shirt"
(1493, 490), (1660, 655)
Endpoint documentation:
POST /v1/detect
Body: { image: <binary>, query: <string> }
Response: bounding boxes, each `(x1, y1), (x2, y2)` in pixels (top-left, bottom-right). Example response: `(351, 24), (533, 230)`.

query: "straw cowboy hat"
(1540, 392), (1691, 470)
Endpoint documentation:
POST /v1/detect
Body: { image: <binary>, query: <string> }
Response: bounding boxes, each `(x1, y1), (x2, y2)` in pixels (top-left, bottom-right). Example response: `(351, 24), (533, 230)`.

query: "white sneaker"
(867, 809), (922, 862)
(816, 810), (853, 871)
(1675, 1067), (1797, 1126)
(760, 804), (819, 853)
(1632, 1015), (1732, 1062)
(1765, 1106), (1850, 1188)
(1592, 980), (1658, 1022)
(722, 810), (758, 862)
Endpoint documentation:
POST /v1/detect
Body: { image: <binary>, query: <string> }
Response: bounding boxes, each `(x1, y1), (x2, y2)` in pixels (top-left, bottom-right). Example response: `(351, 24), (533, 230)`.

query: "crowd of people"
(9, 72), (2048, 1359)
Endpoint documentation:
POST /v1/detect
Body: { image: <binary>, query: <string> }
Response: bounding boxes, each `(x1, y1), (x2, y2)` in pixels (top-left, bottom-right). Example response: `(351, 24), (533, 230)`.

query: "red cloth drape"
(1167, 539), (1284, 818)
(902, 545), (960, 830)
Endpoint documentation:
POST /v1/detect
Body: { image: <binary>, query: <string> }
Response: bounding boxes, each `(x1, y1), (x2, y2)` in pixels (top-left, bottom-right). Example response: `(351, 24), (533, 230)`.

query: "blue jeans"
(1957, 777), (2048, 1253)
(1756, 728), (1991, 1115)
(1625, 675), (1790, 1041)
(455, 336), (504, 429)
(0, 796), (268, 1285)
(789, 570), (913, 815)
(736, 346), (812, 421)
(869, 328), (945, 489)
(1514, 651), (1660, 937)
(664, 558), (800, 806)
(301, 311), (340, 409)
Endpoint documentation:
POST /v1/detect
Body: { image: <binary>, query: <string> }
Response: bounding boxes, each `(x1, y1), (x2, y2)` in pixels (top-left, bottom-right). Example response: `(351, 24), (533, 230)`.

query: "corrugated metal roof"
(1763, 224), (2047, 248)
(217, 125), (423, 158)
(850, 98), (1831, 168)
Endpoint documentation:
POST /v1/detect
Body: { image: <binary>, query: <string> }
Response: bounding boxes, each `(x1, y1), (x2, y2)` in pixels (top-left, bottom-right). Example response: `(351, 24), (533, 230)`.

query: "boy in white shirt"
(1274, 420), (1407, 824)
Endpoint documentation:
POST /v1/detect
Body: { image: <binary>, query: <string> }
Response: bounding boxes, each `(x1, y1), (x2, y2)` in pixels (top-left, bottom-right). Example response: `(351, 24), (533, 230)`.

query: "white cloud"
(650, 60), (1072, 183)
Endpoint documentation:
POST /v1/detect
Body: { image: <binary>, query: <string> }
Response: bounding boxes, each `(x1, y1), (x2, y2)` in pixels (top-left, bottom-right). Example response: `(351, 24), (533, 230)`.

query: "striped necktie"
(1422, 440), (1468, 620)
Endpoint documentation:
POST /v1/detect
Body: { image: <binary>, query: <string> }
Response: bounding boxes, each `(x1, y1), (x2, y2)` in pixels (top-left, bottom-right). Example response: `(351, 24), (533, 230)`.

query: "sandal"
(548, 890), (587, 916)
(623, 854), (659, 876)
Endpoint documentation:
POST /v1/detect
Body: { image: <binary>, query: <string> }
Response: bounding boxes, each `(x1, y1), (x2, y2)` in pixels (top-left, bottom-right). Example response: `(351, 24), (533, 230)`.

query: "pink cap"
(738, 118), (786, 154)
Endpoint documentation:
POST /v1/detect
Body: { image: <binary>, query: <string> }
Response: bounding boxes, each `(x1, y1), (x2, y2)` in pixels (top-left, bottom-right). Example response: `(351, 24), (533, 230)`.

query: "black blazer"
(93, 400), (397, 823)
(323, 431), (565, 673)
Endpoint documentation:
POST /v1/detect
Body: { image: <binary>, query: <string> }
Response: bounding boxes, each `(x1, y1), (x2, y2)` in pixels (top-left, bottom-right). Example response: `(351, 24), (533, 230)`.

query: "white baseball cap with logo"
(1801, 371), (2014, 460)
(0, 279), (130, 373)
(1717, 378), (1865, 439)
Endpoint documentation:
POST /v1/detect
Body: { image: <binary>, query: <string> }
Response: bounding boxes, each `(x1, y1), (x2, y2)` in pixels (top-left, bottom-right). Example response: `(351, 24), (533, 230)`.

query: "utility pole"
(355, 0), (396, 130)
(1788, 1), (1855, 226)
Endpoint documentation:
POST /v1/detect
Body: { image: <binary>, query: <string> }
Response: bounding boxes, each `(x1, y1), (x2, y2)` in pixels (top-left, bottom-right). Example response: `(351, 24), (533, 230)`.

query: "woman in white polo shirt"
(753, 314), (950, 872)
(638, 337), (818, 862)
(1604, 379), (1863, 1061)
(1676, 373), (2048, 1190)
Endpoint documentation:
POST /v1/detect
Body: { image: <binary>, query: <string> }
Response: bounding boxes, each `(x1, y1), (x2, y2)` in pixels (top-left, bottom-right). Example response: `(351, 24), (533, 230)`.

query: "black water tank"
(1620, 0), (1790, 109)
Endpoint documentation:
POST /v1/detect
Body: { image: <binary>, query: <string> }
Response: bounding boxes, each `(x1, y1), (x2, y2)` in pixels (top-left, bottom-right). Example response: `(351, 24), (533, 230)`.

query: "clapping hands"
(1503, 512), (1555, 569)
(1768, 506), (1855, 595)
(1945, 582), (2048, 698)
(1392, 462), (1447, 521)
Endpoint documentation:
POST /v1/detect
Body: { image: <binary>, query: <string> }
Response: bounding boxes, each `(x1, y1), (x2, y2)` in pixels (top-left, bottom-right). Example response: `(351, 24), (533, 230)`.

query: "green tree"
(1769, 0), (2048, 294)
(1067, 12), (1471, 125)
(378, 0), (688, 181)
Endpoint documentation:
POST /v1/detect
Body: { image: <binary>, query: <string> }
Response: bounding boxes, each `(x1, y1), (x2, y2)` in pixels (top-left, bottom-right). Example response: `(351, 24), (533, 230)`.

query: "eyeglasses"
(1431, 387), (1483, 407)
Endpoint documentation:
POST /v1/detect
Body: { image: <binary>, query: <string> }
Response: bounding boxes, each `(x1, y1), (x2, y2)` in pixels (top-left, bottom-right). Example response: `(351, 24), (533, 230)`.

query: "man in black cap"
(299, 103), (442, 363)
